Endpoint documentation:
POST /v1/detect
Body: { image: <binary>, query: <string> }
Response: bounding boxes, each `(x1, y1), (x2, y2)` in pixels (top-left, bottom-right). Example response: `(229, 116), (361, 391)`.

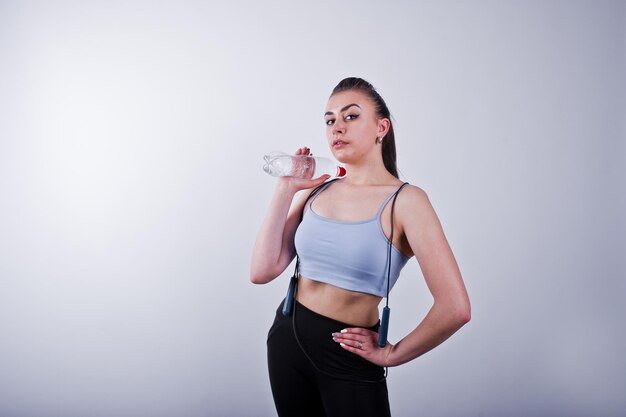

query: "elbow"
(250, 272), (270, 285)
(455, 301), (471, 326)
(250, 256), (287, 284)
(249, 260), (270, 284)
(457, 307), (471, 326)
(249, 264), (279, 285)
(437, 299), (471, 327)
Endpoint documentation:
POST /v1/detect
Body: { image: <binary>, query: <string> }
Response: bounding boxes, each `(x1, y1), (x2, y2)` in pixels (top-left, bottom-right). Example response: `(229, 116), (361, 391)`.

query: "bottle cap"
(337, 166), (347, 178)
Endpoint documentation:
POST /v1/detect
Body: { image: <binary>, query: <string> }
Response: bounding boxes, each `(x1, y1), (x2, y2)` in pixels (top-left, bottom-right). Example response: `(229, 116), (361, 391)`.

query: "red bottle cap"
(337, 166), (347, 178)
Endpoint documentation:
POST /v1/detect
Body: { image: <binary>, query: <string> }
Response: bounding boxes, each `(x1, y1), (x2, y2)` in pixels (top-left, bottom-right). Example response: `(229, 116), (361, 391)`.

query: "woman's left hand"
(331, 328), (395, 367)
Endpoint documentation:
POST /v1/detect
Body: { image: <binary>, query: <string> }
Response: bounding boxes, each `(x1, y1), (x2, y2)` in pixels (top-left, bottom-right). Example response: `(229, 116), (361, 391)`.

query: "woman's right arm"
(250, 149), (329, 284)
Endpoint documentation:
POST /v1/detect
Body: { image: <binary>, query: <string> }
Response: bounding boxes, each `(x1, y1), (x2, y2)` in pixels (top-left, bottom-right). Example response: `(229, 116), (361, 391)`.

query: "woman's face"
(324, 90), (389, 164)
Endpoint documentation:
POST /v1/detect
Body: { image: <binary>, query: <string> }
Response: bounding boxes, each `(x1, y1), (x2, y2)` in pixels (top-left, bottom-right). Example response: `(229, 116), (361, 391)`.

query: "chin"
(333, 153), (355, 165)
(330, 149), (348, 162)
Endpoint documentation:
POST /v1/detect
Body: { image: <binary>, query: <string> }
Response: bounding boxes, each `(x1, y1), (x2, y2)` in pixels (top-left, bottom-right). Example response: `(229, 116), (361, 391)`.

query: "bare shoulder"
(395, 184), (440, 228)
(397, 184), (431, 209)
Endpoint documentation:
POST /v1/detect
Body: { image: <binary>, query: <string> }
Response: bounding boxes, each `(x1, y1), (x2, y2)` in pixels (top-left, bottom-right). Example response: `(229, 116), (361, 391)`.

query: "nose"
(332, 119), (345, 136)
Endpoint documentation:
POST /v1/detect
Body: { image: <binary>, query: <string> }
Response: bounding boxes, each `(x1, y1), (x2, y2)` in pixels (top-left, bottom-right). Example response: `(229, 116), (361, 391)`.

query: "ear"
(377, 117), (391, 139)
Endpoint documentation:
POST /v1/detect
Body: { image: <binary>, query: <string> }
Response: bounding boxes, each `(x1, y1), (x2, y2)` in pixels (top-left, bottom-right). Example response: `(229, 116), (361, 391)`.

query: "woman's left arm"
(335, 186), (471, 367)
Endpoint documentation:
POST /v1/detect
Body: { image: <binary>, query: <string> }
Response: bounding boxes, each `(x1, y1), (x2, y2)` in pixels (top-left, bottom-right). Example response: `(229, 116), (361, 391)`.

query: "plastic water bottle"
(263, 151), (347, 179)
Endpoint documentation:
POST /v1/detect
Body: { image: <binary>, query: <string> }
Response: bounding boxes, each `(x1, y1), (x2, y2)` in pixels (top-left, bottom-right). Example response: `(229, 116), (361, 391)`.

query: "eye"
(325, 119), (335, 126)
(345, 114), (359, 121)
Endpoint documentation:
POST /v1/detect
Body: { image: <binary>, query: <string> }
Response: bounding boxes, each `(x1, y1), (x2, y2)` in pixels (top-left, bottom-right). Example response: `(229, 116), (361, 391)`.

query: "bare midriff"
(296, 276), (382, 328)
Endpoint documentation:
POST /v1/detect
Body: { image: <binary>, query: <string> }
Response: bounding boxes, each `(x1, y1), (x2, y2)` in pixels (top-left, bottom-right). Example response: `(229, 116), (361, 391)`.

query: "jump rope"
(282, 179), (409, 383)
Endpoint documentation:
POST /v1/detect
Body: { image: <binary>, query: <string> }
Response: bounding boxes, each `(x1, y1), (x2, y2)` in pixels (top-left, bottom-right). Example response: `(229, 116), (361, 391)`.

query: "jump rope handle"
(378, 306), (390, 347)
(378, 182), (409, 348)
(282, 275), (298, 316)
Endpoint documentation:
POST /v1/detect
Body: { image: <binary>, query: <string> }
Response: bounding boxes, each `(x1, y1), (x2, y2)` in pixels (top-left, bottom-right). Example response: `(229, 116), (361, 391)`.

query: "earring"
(376, 137), (383, 144)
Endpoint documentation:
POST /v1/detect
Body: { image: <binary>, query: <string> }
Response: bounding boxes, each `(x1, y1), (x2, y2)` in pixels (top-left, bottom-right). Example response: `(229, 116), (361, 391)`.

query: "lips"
(333, 139), (348, 147)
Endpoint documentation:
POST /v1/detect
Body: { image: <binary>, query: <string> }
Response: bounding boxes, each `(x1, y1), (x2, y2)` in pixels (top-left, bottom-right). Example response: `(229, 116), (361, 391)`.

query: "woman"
(250, 77), (470, 417)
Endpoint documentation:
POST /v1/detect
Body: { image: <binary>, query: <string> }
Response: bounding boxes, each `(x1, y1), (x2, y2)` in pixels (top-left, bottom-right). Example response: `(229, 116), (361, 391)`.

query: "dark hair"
(331, 77), (398, 178)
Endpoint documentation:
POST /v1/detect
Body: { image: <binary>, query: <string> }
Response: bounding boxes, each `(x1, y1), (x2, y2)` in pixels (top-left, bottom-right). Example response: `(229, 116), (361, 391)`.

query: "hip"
(267, 299), (384, 381)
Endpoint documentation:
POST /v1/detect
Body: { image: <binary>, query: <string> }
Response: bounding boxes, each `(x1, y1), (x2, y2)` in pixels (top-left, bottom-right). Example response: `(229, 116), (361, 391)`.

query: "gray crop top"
(293, 180), (411, 297)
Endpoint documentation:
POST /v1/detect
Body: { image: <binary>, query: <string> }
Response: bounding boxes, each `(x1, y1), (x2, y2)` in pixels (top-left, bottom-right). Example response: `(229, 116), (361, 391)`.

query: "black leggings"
(266, 300), (391, 417)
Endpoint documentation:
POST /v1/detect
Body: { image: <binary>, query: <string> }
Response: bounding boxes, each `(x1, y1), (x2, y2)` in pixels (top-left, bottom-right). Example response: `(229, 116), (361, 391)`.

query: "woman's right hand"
(278, 147), (330, 192)
(250, 147), (329, 284)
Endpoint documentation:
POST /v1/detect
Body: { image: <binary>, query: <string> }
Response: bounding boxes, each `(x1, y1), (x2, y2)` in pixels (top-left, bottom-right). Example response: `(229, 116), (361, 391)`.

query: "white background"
(1, 1), (624, 416)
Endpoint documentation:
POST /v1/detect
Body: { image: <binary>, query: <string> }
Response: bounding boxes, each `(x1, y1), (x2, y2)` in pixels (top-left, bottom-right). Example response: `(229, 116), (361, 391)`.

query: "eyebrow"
(324, 103), (361, 117)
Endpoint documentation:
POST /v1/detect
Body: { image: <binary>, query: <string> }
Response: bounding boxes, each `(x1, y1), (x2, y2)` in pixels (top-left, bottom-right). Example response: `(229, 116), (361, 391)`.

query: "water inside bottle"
(290, 157), (316, 179)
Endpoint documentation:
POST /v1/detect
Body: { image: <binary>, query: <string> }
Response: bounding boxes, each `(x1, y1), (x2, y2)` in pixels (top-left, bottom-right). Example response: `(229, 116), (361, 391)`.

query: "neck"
(341, 161), (396, 186)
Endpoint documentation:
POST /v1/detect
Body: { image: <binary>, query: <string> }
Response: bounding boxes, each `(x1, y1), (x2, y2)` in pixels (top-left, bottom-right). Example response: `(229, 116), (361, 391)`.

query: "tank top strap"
(375, 182), (410, 218)
(304, 179), (338, 213)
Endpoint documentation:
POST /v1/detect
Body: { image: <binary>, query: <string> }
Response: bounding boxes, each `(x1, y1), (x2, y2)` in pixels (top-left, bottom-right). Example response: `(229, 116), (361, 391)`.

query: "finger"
(339, 328), (376, 337)
(332, 333), (360, 344)
(332, 328), (376, 345)
(339, 342), (367, 356)
(296, 147), (311, 155)
(332, 332), (373, 349)
(311, 174), (330, 185)
(291, 174), (330, 191)
(298, 175), (329, 189)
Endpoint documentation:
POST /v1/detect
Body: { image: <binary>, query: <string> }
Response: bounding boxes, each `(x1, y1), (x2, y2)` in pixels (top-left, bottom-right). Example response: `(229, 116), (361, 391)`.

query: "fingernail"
(340, 343), (346, 347)
(331, 332), (338, 337)
(340, 329), (348, 334)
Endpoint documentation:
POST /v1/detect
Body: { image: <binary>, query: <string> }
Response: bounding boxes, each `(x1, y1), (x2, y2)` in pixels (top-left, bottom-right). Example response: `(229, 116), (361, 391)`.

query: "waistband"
(295, 300), (380, 332)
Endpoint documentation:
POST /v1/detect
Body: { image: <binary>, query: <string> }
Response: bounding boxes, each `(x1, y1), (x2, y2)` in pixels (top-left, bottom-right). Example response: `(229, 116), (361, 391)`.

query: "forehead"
(325, 90), (372, 113)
